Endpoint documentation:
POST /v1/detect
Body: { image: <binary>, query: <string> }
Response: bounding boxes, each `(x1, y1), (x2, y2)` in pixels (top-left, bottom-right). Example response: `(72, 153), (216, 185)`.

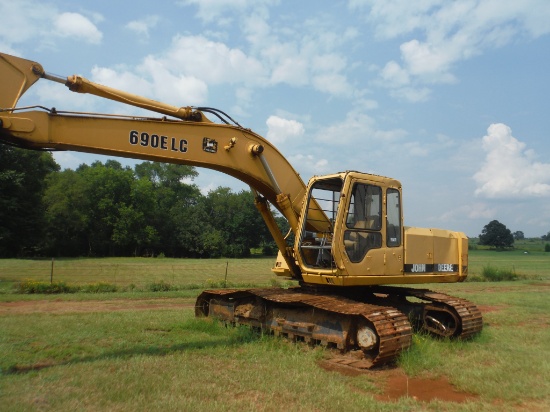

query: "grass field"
(0, 257), (279, 291)
(1, 251), (549, 411)
(0, 247), (548, 289)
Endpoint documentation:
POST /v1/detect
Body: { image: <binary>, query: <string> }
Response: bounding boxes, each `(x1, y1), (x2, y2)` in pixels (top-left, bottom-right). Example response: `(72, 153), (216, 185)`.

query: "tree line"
(0, 146), (280, 258)
(3, 146), (547, 258)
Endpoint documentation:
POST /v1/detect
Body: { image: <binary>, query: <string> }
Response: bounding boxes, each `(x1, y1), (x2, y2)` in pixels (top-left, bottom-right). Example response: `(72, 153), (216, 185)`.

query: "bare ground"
(0, 298), (195, 315)
(318, 360), (478, 403)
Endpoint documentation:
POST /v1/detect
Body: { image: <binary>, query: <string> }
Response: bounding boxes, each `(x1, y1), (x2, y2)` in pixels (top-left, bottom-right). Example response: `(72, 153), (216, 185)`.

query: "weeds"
(12, 278), (282, 295)
(146, 280), (174, 292)
(481, 265), (518, 281)
(17, 280), (79, 294)
(80, 282), (119, 293)
(467, 264), (521, 282)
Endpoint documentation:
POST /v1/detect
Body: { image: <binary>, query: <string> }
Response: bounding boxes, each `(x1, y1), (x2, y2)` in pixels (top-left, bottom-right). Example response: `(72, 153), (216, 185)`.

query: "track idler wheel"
(422, 304), (460, 338)
(195, 294), (210, 317)
(356, 321), (378, 351)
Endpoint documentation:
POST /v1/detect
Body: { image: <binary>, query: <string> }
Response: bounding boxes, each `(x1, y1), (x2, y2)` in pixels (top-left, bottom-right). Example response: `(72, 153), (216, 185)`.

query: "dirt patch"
(374, 368), (478, 403)
(0, 298), (195, 315)
(318, 359), (369, 377)
(319, 361), (478, 404)
(477, 304), (507, 314)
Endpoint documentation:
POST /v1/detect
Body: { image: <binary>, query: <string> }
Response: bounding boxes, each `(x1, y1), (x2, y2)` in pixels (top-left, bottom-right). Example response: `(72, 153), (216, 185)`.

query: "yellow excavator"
(0, 53), (482, 368)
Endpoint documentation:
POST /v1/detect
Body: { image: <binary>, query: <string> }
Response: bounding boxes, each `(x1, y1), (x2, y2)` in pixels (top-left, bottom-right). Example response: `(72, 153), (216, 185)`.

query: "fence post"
(50, 258), (55, 284)
(224, 261), (229, 288)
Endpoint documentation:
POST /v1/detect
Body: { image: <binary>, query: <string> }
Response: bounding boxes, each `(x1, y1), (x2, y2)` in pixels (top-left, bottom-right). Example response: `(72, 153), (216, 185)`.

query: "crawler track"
(195, 288), (413, 368)
(406, 288), (483, 339)
(195, 286), (482, 368)
(364, 286), (484, 339)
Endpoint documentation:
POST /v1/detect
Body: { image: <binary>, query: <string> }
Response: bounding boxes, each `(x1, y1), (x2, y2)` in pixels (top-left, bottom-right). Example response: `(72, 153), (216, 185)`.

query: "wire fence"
(0, 258), (278, 288)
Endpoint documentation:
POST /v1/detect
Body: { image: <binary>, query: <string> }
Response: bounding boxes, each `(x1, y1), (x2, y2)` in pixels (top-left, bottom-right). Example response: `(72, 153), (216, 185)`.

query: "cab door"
(334, 177), (403, 278)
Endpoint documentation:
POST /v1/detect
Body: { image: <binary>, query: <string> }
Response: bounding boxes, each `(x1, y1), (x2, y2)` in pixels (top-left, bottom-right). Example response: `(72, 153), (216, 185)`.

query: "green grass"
(0, 257), (283, 293)
(1, 254), (549, 410)
(398, 283), (550, 403)
(467, 249), (550, 279)
(1, 283), (549, 411)
(0, 308), (407, 412)
(1, 248), (548, 292)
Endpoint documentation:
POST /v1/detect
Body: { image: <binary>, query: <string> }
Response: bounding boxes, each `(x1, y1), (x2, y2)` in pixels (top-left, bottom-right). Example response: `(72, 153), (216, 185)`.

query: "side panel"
(433, 228), (458, 272)
(403, 227), (466, 280)
(403, 227), (434, 273)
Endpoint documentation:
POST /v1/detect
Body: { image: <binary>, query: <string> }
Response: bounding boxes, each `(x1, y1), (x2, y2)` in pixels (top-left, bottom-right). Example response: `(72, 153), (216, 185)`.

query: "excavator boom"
(0, 52), (311, 275)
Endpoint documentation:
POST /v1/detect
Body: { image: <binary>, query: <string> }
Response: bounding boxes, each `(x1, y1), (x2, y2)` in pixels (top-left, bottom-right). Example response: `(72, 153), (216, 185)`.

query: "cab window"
(386, 188), (401, 247)
(343, 183), (382, 262)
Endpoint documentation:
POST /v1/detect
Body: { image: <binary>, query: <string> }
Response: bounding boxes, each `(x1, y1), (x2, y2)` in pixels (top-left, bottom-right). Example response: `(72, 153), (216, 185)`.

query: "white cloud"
(0, 2), (104, 49)
(51, 151), (86, 170)
(139, 56), (209, 105)
(178, 0), (278, 24)
(91, 58), (208, 107)
(287, 153), (329, 176)
(399, 39), (458, 83)
(32, 81), (99, 111)
(266, 116), (304, 145)
(389, 86), (431, 103)
(351, 0), (550, 100)
(125, 15), (160, 39)
(0, 1), (52, 44)
(316, 110), (407, 145)
(54, 12), (103, 44)
(91, 66), (153, 96)
(312, 73), (353, 97)
(163, 35), (267, 86)
(438, 203), (496, 222)
(83, 23), (357, 110)
(474, 123), (550, 198)
(381, 61), (409, 87)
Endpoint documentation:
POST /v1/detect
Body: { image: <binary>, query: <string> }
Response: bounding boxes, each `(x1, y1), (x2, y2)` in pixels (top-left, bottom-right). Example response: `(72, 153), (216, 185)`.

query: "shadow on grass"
(4, 323), (260, 376)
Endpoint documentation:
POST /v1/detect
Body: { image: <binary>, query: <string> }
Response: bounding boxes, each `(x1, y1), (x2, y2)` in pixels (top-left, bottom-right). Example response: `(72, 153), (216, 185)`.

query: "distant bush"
(18, 280), (78, 294)
(80, 282), (118, 293)
(481, 265), (518, 282)
(14, 278), (279, 294)
(262, 244), (277, 256)
(146, 280), (174, 292)
(545, 243), (550, 252)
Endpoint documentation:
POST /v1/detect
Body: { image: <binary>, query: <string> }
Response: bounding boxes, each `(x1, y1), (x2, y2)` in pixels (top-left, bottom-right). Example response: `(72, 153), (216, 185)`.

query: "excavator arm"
(0, 52), (310, 276)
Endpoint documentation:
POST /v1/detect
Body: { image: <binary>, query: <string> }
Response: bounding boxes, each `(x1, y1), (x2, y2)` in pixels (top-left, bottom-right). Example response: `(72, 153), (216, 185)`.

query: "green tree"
(79, 161), (135, 256)
(479, 220), (514, 249)
(44, 161), (137, 256)
(43, 169), (89, 256)
(202, 188), (271, 257)
(0, 146), (58, 256)
(135, 162), (201, 256)
(116, 177), (160, 256)
(134, 162), (198, 191)
(512, 231), (524, 240)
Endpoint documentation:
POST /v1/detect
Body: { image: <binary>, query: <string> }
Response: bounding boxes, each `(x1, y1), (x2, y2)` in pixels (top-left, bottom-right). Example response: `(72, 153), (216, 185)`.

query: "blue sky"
(1, 0), (549, 238)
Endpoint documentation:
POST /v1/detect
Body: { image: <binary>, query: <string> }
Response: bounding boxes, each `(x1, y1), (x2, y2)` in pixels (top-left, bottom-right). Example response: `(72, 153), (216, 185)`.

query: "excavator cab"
(282, 171), (404, 286)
